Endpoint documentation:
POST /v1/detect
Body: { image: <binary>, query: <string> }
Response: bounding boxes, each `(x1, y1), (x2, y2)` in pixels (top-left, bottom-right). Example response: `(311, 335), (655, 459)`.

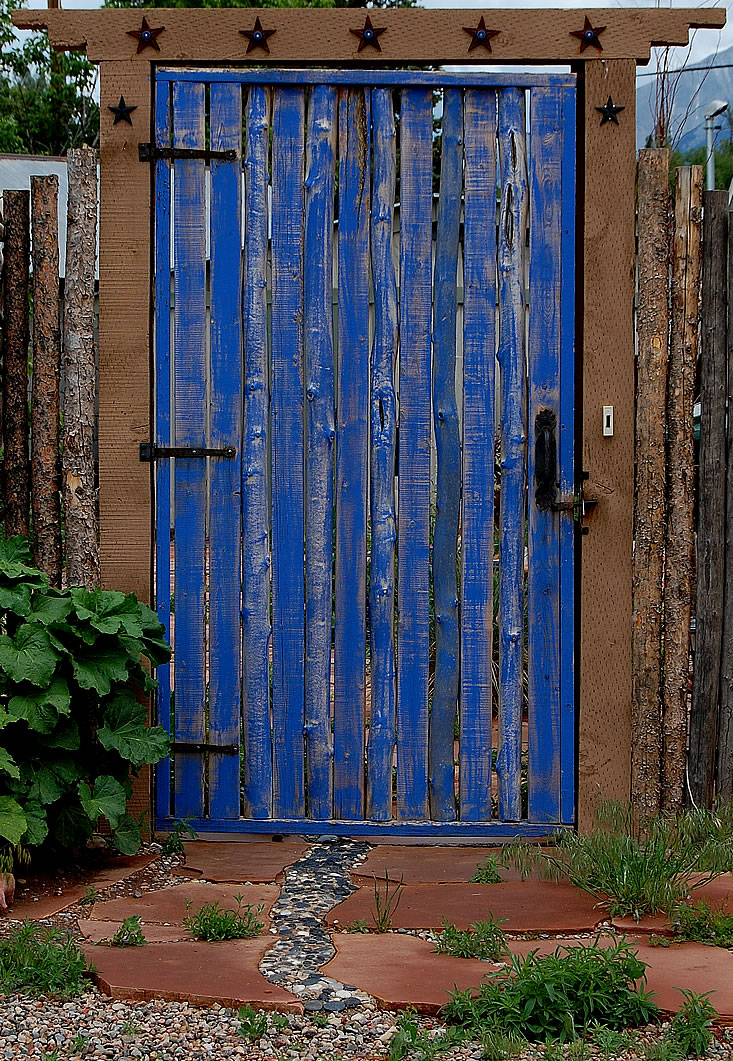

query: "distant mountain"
(636, 44), (733, 150)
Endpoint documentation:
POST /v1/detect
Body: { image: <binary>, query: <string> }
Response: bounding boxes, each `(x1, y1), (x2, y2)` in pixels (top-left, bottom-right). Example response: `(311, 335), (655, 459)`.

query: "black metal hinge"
(140, 444), (235, 462)
(139, 144), (239, 163)
(171, 741), (239, 755)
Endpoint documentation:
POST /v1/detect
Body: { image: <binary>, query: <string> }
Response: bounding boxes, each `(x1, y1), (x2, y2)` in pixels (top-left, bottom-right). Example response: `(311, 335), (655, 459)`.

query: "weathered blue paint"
(159, 69), (575, 89)
(429, 87), (462, 822)
(208, 81), (243, 820)
(397, 87), (433, 821)
(160, 817), (568, 838)
(460, 88), (497, 822)
(528, 86), (563, 824)
(171, 81), (207, 818)
(271, 87), (306, 818)
(241, 85), (273, 819)
(366, 87), (398, 822)
(154, 79), (172, 822)
(334, 87), (370, 820)
(496, 88), (528, 823)
(304, 84), (337, 820)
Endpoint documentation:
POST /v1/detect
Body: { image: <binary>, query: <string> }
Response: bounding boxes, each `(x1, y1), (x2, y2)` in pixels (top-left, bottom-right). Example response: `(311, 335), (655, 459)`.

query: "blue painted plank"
(397, 87), (433, 821)
(208, 81), (243, 820)
(559, 85), (577, 825)
(334, 86), (370, 820)
(429, 87), (462, 823)
(460, 88), (497, 822)
(154, 79), (173, 822)
(496, 88), (528, 822)
(528, 86), (563, 824)
(241, 85), (273, 819)
(271, 87), (306, 819)
(159, 70), (576, 89)
(304, 84), (337, 820)
(162, 816), (567, 838)
(171, 81), (207, 819)
(366, 87), (398, 822)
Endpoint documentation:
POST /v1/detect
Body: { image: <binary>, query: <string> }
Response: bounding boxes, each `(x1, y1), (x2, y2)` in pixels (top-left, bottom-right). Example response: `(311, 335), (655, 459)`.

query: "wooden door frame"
(15, 6), (725, 832)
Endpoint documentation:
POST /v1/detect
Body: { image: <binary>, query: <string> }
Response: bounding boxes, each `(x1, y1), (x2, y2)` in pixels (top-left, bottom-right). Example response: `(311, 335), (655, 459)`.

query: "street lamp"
(705, 99), (728, 191)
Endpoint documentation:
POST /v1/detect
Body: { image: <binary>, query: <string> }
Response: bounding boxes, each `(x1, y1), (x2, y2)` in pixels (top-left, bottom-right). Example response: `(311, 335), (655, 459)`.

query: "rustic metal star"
(595, 96), (625, 126)
(108, 95), (138, 126)
(350, 15), (386, 52)
(463, 17), (500, 53)
(570, 16), (606, 53)
(127, 16), (165, 54)
(240, 17), (276, 55)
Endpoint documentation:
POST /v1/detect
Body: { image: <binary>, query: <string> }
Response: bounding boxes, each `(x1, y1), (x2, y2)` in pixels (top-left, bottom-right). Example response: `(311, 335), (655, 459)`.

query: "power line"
(638, 63), (733, 78)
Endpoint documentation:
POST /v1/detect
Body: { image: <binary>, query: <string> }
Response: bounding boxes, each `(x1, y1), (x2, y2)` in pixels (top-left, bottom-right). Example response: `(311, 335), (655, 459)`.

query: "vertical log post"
(633, 149), (670, 828)
(63, 147), (99, 588)
(718, 202), (733, 805)
(662, 166), (702, 811)
(689, 191), (728, 807)
(31, 175), (62, 585)
(2, 190), (31, 538)
(0, 200), (5, 448)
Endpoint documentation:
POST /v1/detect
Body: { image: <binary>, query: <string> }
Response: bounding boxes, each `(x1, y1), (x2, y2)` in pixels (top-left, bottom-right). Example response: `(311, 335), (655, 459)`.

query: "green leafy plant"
(434, 917), (508, 962)
(160, 817), (197, 856)
(479, 1029), (524, 1060)
(183, 895), (264, 941)
(309, 1011), (329, 1028)
(642, 1042), (686, 1061)
(588, 1024), (639, 1057)
(648, 934), (671, 948)
(0, 921), (91, 997)
(80, 886), (99, 907)
(442, 938), (659, 1043)
(238, 1004), (269, 1041)
(470, 856), (504, 885)
(388, 1010), (464, 1061)
(668, 991), (717, 1057)
(344, 918), (370, 933)
(111, 915), (146, 947)
(670, 899), (733, 948)
(0, 536), (171, 864)
(70, 1032), (89, 1054)
(566, 1039), (591, 1061)
(372, 870), (404, 932)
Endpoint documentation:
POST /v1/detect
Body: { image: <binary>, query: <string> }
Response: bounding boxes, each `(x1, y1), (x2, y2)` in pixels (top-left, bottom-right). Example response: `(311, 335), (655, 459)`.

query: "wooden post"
(633, 149), (670, 826)
(2, 191), (31, 538)
(63, 147), (100, 589)
(689, 190), (728, 807)
(662, 166), (702, 811)
(31, 176), (62, 585)
(718, 203), (733, 805)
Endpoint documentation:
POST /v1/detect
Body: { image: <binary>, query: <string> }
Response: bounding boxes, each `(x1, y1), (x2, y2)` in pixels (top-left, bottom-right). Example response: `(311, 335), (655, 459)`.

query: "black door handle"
(534, 409), (557, 511)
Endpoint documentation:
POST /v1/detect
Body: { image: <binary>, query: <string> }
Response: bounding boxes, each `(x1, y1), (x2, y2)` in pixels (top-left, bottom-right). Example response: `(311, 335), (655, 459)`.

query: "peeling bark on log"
(633, 149), (670, 829)
(31, 176), (62, 585)
(718, 204), (733, 805)
(63, 148), (99, 589)
(662, 166), (702, 812)
(2, 191), (31, 537)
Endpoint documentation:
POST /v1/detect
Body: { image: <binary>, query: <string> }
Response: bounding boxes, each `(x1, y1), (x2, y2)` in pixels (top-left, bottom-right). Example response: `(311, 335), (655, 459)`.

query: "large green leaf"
(0, 537), (46, 585)
(25, 764), (63, 805)
(0, 624), (58, 686)
(77, 775), (127, 829)
(98, 691), (169, 768)
(53, 803), (93, 850)
(8, 677), (72, 734)
(0, 748), (19, 780)
(22, 800), (48, 846)
(0, 583), (31, 616)
(71, 588), (144, 638)
(28, 591), (73, 626)
(71, 644), (129, 695)
(39, 719), (80, 751)
(0, 796), (27, 846)
(112, 813), (141, 855)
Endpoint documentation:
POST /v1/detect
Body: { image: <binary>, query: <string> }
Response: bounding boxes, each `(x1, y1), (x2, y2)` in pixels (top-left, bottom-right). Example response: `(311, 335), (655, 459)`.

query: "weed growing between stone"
(667, 991), (717, 1056)
(182, 895), (264, 941)
(371, 871), (404, 932)
(670, 899), (733, 947)
(388, 1010), (465, 1061)
(433, 917), (508, 961)
(588, 1024), (640, 1057)
(111, 915), (146, 947)
(469, 856), (504, 885)
(160, 817), (198, 857)
(344, 918), (370, 933)
(238, 1004), (268, 1040)
(479, 1029), (524, 1060)
(0, 921), (91, 997)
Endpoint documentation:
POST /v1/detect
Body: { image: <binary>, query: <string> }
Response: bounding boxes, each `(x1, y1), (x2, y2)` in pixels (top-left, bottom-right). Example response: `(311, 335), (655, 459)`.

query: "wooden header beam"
(13, 7), (725, 65)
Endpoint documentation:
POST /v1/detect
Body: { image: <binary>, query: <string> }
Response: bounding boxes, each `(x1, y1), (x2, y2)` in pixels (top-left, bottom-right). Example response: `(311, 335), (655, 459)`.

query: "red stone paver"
(89, 882), (279, 927)
(176, 841), (309, 883)
(352, 846), (542, 885)
(611, 874), (733, 935)
(5, 855), (158, 920)
(328, 881), (604, 933)
(79, 920), (195, 944)
(83, 938), (302, 1010)
(322, 933), (488, 1014)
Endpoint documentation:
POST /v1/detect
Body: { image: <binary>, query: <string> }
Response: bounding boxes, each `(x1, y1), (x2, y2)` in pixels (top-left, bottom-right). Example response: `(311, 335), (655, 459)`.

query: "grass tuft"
(111, 916), (146, 947)
(183, 895), (264, 941)
(470, 857), (504, 885)
(434, 917), (508, 962)
(0, 921), (91, 998)
(670, 899), (733, 948)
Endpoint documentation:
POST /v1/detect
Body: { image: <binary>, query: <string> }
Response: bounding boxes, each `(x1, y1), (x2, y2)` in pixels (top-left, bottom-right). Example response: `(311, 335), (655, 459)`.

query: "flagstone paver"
(6, 854), (159, 919)
(175, 840), (310, 883)
(611, 873), (733, 934)
(89, 881), (279, 927)
(351, 845), (539, 884)
(79, 919), (195, 943)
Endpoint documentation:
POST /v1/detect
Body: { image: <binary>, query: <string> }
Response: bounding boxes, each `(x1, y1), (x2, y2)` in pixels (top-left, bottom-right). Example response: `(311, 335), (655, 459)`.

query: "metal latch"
(140, 444), (236, 462)
(552, 473), (598, 533)
(138, 144), (239, 163)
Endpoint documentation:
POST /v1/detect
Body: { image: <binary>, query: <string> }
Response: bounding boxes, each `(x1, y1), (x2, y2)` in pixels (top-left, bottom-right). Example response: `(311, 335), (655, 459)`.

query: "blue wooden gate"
(152, 68), (576, 838)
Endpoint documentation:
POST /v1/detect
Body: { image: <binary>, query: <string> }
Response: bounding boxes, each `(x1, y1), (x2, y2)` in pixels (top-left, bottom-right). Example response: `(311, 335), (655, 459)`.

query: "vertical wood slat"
(397, 87), (433, 820)
(304, 84), (337, 819)
(2, 190), (30, 538)
(30, 175), (62, 585)
(172, 81), (207, 818)
(496, 88), (528, 821)
(241, 85), (273, 818)
(429, 87), (462, 822)
(367, 87), (399, 822)
(689, 189), (727, 808)
(271, 87), (306, 819)
(527, 85), (563, 823)
(558, 85), (576, 824)
(460, 88), (497, 822)
(719, 201), (733, 805)
(154, 82), (173, 821)
(334, 87), (371, 819)
(208, 81), (243, 819)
